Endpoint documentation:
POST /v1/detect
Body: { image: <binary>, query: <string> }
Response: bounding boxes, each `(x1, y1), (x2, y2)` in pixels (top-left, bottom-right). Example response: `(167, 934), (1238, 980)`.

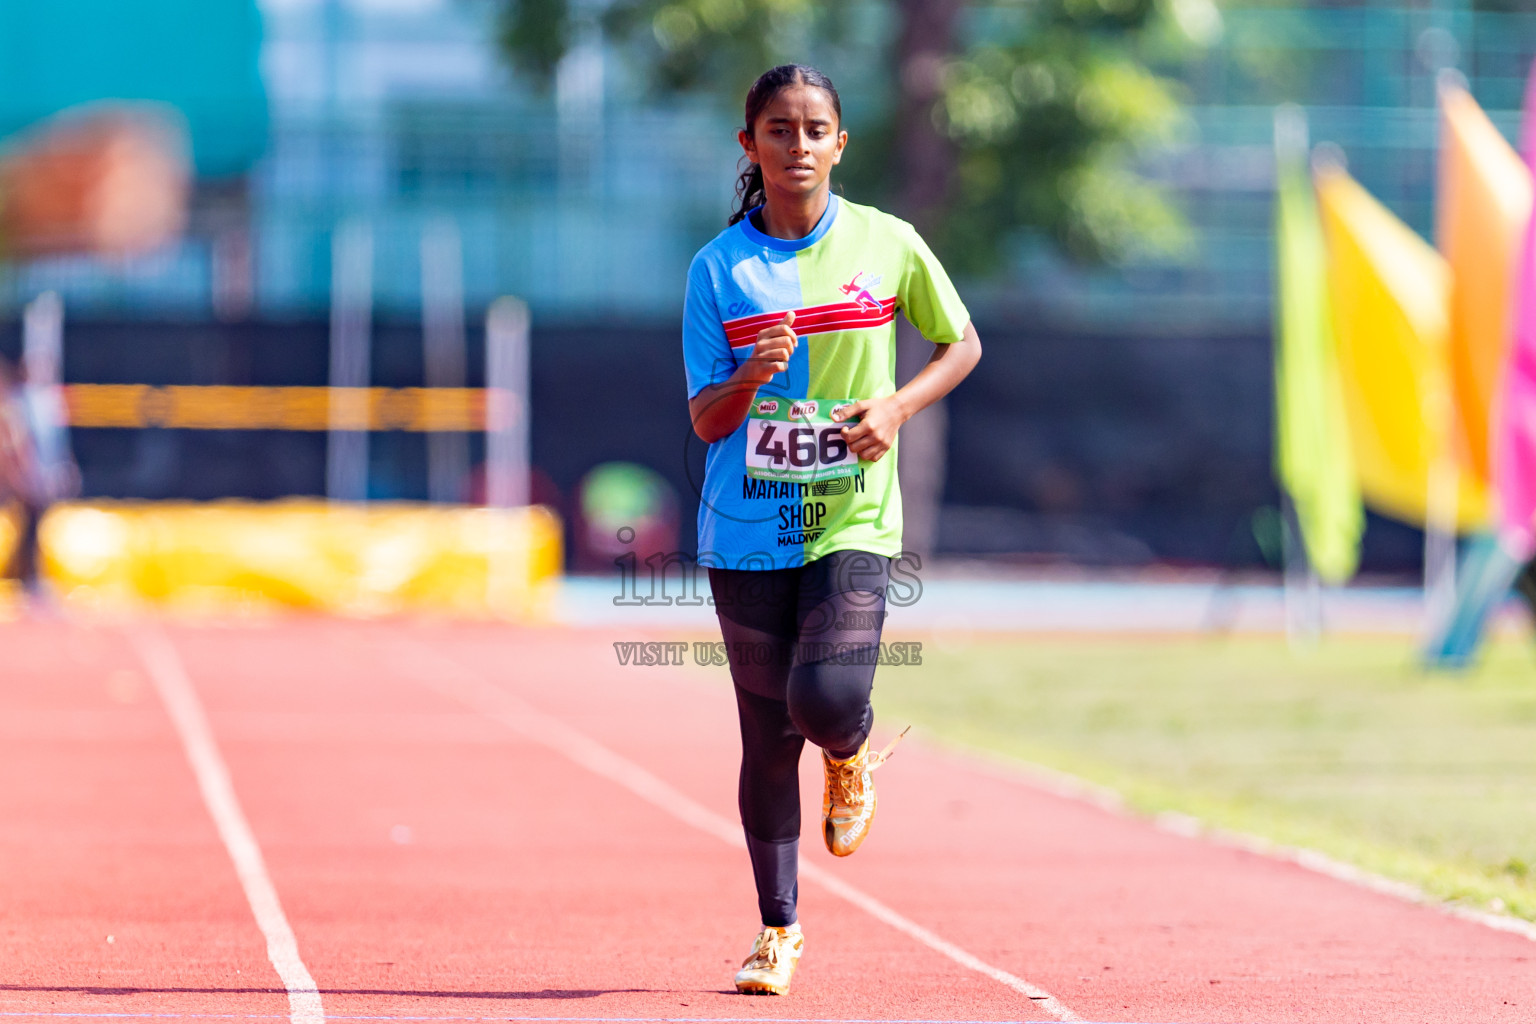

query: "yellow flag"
(1315, 164), (1489, 529)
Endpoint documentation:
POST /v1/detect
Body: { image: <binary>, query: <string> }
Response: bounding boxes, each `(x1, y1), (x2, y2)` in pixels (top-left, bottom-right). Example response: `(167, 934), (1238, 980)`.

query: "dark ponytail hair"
(729, 64), (842, 227)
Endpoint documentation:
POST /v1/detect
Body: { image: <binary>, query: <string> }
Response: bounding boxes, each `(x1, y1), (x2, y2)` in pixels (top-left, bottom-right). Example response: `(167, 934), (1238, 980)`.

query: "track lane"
(407, 620), (1536, 1024)
(131, 626), (324, 1024)
(387, 631), (1073, 1019)
(165, 618), (1068, 1023)
(0, 620), (292, 1022)
(10, 614), (1536, 1024)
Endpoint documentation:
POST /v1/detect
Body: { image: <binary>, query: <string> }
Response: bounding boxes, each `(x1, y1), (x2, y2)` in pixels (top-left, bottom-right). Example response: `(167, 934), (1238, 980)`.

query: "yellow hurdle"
(17, 500), (561, 619)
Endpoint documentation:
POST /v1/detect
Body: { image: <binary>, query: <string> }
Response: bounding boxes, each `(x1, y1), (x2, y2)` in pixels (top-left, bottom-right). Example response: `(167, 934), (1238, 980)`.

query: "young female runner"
(682, 64), (982, 996)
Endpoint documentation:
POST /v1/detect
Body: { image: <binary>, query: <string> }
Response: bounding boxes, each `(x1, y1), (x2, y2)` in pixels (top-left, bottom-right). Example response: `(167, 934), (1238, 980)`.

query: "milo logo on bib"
(746, 397), (862, 482)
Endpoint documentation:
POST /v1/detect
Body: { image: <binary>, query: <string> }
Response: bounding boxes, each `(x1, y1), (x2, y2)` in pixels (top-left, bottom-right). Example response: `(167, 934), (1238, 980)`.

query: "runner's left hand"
(832, 397), (906, 463)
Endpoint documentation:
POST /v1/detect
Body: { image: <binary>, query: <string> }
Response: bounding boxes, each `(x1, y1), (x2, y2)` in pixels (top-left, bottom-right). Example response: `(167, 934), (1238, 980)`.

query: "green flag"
(1275, 151), (1363, 583)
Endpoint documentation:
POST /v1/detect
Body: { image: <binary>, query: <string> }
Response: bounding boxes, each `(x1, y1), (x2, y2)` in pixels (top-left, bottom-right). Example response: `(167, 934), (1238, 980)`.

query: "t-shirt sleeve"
(682, 253), (735, 400)
(897, 222), (970, 345)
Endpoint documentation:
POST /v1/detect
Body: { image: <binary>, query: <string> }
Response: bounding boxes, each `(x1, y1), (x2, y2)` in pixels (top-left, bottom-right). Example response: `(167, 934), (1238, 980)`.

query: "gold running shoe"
(734, 925), (804, 995)
(822, 727), (909, 857)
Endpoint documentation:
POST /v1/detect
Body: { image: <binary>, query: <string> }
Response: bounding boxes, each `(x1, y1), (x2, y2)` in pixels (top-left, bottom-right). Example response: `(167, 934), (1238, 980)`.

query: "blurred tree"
(496, 0), (1216, 554)
(497, 0), (1214, 270)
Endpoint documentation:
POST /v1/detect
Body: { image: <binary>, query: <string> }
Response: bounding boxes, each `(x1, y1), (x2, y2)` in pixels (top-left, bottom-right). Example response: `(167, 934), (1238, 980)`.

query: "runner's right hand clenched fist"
(742, 312), (796, 384)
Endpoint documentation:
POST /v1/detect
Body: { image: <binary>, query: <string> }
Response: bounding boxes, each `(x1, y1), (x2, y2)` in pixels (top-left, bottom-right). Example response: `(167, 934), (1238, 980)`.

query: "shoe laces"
(743, 927), (792, 970)
(830, 727), (909, 805)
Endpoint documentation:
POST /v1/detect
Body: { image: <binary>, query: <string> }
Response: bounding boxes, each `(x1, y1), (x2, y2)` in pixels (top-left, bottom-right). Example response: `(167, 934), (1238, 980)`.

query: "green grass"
(871, 633), (1536, 922)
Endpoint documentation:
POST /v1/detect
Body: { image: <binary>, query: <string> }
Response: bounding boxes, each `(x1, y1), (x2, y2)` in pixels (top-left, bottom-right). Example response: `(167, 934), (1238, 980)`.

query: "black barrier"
(0, 317), (1424, 571)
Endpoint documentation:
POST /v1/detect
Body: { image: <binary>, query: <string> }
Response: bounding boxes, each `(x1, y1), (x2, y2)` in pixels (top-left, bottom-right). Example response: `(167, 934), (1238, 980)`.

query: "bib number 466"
(745, 398), (863, 481)
(747, 420), (859, 481)
(754, 423), (848, 469)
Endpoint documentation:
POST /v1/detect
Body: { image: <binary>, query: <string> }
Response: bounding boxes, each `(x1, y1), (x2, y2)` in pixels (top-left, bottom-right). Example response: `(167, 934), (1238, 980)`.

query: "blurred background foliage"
(8, 0), (1520, 329)
(496, 0), (1216, 272)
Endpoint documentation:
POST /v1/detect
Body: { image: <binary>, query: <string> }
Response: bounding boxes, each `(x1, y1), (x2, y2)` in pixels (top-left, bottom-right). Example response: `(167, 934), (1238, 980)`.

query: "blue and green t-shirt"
(683, 195), (969, 570)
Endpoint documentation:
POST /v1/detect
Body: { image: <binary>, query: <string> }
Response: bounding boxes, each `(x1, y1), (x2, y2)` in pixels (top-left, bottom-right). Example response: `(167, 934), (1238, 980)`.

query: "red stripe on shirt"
(722, 298), (897, 347)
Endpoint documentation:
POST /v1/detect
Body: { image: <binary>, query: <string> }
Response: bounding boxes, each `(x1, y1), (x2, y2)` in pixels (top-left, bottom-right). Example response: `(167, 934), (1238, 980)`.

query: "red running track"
(1, 616), (1533, 1024)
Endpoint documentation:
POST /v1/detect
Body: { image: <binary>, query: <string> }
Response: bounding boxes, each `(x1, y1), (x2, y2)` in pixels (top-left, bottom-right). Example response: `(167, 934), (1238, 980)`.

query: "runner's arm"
(689, 312), (798, 443)
(832, 320), (981, 462)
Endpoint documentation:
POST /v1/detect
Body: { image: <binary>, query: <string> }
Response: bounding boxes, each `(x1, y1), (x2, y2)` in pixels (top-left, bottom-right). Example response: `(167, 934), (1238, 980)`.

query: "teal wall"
(0, 0), (267, 177)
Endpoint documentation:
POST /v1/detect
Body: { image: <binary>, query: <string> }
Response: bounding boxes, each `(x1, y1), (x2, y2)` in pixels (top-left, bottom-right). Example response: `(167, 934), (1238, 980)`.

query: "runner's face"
(740, 84), (846, 201)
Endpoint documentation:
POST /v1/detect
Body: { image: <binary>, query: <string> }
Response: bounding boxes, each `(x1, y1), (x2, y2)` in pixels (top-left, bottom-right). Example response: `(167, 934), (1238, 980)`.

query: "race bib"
(746, 398), (862, 482)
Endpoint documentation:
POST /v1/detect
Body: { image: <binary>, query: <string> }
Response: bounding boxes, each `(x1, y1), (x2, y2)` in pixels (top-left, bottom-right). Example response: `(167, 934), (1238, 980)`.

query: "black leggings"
(709, 549), (891, 927)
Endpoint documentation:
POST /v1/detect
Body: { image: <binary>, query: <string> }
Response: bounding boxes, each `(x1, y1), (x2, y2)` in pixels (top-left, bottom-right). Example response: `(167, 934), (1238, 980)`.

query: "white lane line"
(130, 626), (325, 1024)
(1152, 810), (1536, 943)
(937, 742), (1536, 944)
(389, 640), (1079, 1023)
